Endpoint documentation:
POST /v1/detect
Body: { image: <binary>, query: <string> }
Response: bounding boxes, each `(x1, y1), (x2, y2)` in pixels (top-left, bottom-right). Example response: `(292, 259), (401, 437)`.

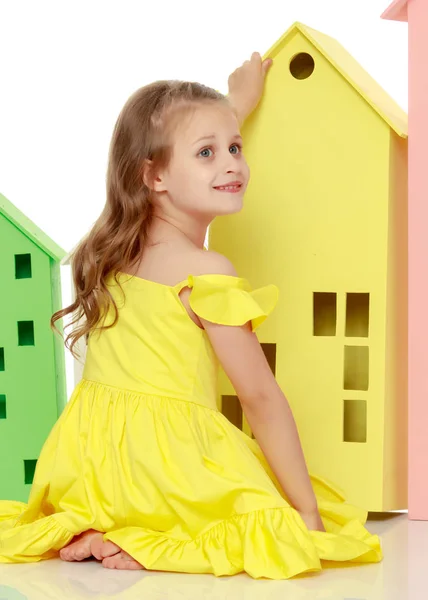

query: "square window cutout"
(221, 395), (243, 430)
(314, 293), (337, 336)
(24, 459), (38, 485)
(344, 400), (367, 443)
(15, 254), (32, 279)
(346, 293), (370, 337)
(344, 346), (369, 391)
(18, 321), (35, 346)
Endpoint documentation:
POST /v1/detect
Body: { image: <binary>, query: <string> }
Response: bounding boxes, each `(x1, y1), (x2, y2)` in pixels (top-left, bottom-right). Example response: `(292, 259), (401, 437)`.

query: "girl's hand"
(227, 52), (273, 125)
(298, 509), (326, 532)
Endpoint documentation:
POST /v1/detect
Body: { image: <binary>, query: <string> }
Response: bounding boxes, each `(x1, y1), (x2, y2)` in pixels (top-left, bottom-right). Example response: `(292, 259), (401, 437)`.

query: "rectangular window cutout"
(24, 459), (38, 485)
(0, 347), (4, 371)
(221, 395), (243, 430)
(344, 400), (367, 443)
(346, 293), (370, 337)
(18, 321), (35, 346)
(313, 293), (337, 336)
(344, 346), (369, 390)
(261, 343), (277, 376)
(15, 254), (32, 279)
(0, 394), (6, 419)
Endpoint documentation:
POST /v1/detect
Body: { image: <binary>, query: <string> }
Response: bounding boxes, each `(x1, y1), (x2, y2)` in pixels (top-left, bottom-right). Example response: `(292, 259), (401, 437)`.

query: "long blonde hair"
(51, 80), (226, 358)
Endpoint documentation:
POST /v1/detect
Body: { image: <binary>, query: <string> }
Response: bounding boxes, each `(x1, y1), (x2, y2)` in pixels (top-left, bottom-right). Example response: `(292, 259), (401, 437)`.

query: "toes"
(126, 560), (145, 570)
(91, 537), (119, 561)
(59, 548), (71, 561)
(102, 555), (117, 570)
(63, 535), (144, 570)
(102, 552), (144, 570)
(122, 552), (144, 570)
(90, 537), (104, 561)
(101, 540), (121, 559)
(59, 546), (83, 562)
(60, 544), (78, 561)
(59, 531), (103, 562)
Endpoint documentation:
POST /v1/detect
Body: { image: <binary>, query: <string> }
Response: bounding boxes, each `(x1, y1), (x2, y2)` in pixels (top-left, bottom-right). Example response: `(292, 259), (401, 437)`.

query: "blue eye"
(230, 144), (241, 155)
(200, 148), (213, 158)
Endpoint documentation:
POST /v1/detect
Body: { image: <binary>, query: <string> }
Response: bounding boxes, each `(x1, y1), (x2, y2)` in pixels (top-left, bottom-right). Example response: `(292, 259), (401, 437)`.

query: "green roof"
(0, 193), (66, 262)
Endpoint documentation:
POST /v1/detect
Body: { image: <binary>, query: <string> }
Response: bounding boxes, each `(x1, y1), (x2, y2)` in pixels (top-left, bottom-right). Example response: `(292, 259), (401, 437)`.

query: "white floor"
(0, 513), (424, 600)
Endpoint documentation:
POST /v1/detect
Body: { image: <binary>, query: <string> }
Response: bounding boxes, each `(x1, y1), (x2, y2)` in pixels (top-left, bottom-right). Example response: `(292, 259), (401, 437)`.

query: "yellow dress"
(0, 273), (382, 579)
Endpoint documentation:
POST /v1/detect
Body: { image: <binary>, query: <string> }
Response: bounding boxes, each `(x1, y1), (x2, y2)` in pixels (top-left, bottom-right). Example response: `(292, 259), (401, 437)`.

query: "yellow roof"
(263, 22), (408, 138)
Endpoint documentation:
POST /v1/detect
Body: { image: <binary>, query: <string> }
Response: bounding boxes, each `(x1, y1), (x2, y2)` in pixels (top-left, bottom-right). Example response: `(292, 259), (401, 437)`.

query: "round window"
(289, 53), (315, 80)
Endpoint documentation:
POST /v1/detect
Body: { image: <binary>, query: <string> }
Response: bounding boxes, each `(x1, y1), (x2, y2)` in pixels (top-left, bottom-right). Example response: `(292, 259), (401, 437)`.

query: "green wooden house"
(0, 193), (67, 501)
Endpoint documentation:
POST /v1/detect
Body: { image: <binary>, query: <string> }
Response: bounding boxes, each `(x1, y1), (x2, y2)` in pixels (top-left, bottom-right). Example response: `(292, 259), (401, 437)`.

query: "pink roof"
(381, 0), (408, 21)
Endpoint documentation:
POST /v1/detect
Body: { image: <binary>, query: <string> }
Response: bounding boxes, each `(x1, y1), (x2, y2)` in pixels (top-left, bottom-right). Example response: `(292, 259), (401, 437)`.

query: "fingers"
(262, 57), (273, 75)
(241, 53), (260, 68)
(249, 52), (273, 74)
(235, 52), (273, 78)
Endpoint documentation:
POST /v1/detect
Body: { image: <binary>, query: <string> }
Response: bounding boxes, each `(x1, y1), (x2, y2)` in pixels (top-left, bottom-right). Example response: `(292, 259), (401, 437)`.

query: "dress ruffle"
(0, 380), (382, 577)
(187, 274), (279, 331)
(104, 503), (381, 580)
(0, 508), (73, 563)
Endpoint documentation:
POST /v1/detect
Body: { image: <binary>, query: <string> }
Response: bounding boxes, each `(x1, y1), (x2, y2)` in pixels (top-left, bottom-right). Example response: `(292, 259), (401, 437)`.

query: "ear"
(142, 159), (168, 193)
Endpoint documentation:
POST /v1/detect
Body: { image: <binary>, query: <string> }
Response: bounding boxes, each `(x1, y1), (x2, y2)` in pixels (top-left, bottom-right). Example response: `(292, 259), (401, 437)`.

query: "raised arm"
(227, 52), (273, 126)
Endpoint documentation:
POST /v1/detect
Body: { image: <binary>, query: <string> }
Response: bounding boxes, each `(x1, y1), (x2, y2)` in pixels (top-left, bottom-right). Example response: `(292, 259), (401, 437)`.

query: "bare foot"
(60, 530), (104, 562)
(102, 550), (144, 570)
(90, 537), (121, 561)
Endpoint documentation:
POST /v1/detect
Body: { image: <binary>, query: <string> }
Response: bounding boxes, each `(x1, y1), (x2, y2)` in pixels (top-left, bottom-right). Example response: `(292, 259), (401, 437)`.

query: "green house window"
(18, 321), (35, 346)
(0, 347), (4, 371)
(15, 254), (32, 279)
(24, 459), (38, 485)
(0, 394), (6, 419)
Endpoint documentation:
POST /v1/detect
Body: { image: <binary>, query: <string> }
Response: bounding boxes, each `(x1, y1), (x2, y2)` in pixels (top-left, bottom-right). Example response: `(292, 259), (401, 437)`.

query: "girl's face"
(155, 102), (250, 221)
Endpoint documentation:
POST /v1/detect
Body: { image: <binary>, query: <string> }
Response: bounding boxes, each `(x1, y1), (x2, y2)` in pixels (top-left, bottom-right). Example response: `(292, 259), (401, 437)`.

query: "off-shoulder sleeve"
(187, 274), (279, 331)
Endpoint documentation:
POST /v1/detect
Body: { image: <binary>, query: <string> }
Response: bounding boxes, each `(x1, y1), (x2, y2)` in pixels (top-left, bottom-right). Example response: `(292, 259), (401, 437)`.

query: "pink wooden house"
(382, 0), (428, 521)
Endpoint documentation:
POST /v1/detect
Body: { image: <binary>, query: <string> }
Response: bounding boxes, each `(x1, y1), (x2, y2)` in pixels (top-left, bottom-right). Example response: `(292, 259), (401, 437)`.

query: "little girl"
(0, 53), (382, 579)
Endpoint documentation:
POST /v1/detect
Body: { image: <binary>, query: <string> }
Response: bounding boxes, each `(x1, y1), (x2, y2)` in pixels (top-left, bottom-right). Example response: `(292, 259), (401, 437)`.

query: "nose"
(222, 150), (240, 174)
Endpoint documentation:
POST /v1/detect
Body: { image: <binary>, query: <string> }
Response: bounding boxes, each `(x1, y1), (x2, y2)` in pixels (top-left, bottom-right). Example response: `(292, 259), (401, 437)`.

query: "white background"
(0, 0), (408, 396)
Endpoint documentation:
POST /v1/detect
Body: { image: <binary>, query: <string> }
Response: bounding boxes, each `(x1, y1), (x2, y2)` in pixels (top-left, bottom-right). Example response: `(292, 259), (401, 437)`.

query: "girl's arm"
(179, 252), (324, 531)
(201, 316), (324, 531)
(227, 52), (273, 126)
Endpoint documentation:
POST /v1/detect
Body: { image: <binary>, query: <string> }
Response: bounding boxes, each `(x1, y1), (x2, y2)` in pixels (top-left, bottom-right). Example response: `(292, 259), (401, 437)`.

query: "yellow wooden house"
(210, 22), (408, 512)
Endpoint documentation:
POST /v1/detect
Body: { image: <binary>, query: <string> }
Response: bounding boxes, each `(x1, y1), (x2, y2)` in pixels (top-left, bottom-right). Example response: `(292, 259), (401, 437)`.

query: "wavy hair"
(51, 80), (226, 358)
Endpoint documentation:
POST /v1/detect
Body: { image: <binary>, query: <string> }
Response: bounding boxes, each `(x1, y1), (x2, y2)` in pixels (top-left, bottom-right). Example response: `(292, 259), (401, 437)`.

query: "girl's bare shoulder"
(132, 247), (237, 287)
(185, 249), (238, 278)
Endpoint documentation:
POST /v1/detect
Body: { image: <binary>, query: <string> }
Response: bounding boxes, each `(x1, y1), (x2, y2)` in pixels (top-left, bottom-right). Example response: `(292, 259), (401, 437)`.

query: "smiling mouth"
(213, 184), (242, 192)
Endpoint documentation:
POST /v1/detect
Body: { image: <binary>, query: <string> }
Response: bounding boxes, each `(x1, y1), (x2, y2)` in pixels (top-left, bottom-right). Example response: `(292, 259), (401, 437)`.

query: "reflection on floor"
(0, 513), (423, 600)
